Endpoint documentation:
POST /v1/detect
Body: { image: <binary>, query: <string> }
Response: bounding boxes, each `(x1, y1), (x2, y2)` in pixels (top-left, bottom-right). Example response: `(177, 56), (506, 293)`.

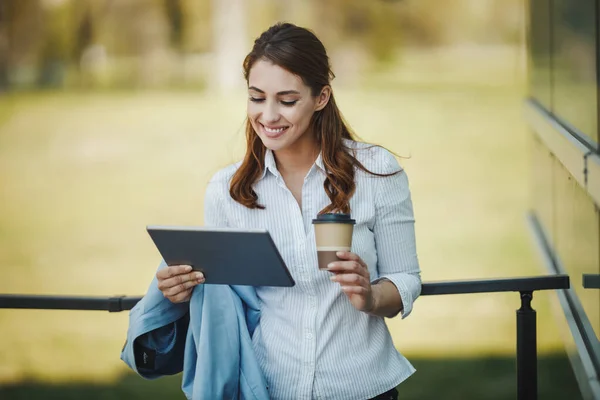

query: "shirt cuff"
(372, 273), (421, 319)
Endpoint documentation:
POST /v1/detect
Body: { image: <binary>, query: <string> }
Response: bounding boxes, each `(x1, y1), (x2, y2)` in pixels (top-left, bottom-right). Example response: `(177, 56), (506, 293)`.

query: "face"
(247, 59), (330, 153)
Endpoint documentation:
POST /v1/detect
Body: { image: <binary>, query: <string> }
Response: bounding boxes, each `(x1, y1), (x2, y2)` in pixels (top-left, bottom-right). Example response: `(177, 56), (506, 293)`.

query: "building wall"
(527, 0), (600, 398)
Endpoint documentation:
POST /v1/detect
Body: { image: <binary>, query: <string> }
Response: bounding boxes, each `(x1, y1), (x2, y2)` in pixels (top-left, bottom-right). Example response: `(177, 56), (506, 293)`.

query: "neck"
(273, 137), (320, 177)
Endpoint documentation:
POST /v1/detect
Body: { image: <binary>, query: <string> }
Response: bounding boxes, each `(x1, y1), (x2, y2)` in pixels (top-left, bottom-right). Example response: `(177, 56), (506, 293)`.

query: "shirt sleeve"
(371, 150), (421, 319)
(203, 174), (230, 228)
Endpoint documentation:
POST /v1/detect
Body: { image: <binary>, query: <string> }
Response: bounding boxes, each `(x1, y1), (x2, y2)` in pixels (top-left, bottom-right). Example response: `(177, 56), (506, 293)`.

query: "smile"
(260, 123), (289, 138)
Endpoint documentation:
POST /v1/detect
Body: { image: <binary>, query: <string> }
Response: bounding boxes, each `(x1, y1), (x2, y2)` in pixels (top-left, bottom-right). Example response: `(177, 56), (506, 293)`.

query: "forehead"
(248, 59), (308, 93)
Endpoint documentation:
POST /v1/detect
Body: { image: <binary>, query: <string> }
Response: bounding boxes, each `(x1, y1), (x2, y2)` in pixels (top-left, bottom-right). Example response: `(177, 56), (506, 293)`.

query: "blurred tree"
(315, 0), (404, 65)
(92, 0), (172, 87)
(0, 0), (44, 89)
(0, 0), (524, 91)
(276, 0), (315, 28)
(399, 0), (523, 46)
(212, 0), (246, 90)
(164, 0), (184, 50)
(71, 0), (115, 88)
(37, 1), (72, 88)
(0, 1), (9, 91)
(176, 0), (211, 53)
(73, 1), (97, 63)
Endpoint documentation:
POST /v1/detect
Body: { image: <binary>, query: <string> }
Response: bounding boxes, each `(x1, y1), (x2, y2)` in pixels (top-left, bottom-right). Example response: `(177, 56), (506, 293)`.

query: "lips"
(260, 123), (289, 139)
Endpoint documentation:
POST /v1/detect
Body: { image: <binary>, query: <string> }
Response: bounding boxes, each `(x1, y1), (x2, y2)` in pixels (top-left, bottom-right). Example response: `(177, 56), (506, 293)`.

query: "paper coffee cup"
(312, 213), (356, 270)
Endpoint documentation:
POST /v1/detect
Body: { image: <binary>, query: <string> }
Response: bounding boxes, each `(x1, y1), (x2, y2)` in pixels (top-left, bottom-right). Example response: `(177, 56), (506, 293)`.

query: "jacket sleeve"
(121, 171), (230, 379)
(120, 260), (190, 379)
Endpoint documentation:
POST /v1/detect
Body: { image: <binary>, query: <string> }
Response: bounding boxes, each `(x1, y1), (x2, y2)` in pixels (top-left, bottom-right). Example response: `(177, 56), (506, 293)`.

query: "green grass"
(0, 354), (580, 400)
(0, 53), (581, 398)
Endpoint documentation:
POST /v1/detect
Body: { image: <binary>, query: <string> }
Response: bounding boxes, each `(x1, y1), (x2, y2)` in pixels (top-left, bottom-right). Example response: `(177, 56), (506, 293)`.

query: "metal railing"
(0, 274), (570, 400)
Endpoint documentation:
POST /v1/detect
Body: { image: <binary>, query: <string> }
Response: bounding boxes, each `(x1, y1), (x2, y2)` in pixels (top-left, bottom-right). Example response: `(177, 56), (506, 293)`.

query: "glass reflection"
(552, 0), (598, 144)
(554, 160), (600, 340)
(528, 0), (552, 110)
(531, 132), (554, 243)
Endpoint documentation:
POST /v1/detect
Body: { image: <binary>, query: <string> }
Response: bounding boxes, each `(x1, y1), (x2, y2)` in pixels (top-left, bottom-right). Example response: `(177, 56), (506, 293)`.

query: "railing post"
(517, 290), (537, 400)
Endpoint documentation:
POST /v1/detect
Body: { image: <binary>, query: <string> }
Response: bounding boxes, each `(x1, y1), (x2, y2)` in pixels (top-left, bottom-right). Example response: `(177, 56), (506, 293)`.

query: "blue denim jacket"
(120, 261), (269, 400)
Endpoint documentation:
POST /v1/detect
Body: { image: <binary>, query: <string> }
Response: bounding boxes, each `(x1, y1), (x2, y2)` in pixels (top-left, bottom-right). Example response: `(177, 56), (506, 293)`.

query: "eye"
(281, 100), (297, 106)
(249, 97), (265, 103)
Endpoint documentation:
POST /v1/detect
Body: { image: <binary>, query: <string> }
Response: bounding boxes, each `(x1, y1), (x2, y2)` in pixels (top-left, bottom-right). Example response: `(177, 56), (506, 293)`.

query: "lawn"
(0, 62), (581, 398)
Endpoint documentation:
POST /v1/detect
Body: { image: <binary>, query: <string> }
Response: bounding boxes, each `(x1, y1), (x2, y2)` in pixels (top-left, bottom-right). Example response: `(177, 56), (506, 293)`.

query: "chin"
(260, 137), (288, 152)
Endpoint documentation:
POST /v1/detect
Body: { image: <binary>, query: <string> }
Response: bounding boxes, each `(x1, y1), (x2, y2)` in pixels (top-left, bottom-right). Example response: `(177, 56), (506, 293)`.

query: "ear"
(314, 85), (331, 112)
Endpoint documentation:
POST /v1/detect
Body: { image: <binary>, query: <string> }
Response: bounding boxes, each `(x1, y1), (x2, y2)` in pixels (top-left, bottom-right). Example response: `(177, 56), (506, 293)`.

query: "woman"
(156, 22), (421, 400)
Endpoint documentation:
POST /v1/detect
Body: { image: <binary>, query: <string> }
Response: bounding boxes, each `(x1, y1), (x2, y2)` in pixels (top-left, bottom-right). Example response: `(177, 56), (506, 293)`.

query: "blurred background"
(0, 0), (584, 399)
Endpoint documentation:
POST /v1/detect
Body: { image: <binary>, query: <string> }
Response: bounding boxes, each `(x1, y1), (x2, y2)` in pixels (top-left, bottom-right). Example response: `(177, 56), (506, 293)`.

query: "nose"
(262, 101), (280, 124)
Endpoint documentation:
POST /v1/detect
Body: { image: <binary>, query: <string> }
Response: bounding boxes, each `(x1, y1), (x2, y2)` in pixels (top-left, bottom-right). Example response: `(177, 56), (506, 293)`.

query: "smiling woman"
(232, 23), (401, 215)
(121, 22), (422, 400)
(246, 61), (327, 154)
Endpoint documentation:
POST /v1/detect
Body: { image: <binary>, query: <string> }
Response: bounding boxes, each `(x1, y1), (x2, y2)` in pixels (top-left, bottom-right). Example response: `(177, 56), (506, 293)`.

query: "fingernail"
(329, 276), (336, 281)
(185, 265), (193, 272)
(195, 272), (204, 280)
(327, 263), (335, 269)
(336, 251), (344, 257)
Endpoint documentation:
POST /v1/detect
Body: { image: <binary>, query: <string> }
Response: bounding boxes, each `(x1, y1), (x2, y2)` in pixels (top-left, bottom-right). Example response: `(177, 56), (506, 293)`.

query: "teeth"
(264, 126), (286, 133)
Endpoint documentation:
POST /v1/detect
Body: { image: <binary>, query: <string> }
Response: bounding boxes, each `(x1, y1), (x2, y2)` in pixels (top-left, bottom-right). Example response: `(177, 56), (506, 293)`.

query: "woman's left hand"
(327, 251), (375, 313)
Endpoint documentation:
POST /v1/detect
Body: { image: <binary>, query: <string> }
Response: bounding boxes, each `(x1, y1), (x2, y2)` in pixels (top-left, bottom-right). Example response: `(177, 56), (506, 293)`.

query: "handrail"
(582, 274), (600, 289)
(0, 275), (569, 312)
(421, 274), (569, 295)
(0, 294), (137, 312)
(0, 274), (571, 400)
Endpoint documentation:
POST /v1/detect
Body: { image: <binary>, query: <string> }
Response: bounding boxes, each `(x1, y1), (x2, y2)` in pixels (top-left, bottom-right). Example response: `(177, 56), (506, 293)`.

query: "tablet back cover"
(147, 226), (295, 287)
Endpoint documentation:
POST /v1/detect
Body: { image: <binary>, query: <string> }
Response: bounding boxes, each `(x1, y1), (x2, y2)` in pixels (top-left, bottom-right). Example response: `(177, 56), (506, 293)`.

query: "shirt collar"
(259, 149), (278, 180)
(314, 152), (325, 172)
(258, 148), (326, 181)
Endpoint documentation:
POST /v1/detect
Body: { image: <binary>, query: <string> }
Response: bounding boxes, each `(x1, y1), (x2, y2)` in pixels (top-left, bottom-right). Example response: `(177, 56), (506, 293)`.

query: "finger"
(159, 271), (202, 291)
(341, 286), (369, 295)
(336, 252), (369, 269)
(164, 281), (195, 298)
(330, 273), (367, 286)
(157, 264), (192, 279)
(169, 288), (193, 303)
(335, 251), (364, 264)
(327, 261), (367, 276)
(335, 251), (358, 260)
(159, 271), (204, 290)
(161, 272), (204, 293)
(167, 265), (194, 277)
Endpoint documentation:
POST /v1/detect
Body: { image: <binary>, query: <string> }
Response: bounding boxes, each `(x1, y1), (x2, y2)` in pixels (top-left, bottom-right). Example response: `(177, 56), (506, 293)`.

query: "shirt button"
(306, 332), (313, 340)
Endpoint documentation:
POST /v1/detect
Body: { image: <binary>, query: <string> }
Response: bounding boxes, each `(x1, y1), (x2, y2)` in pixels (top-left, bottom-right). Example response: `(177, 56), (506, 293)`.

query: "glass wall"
(528, 0), (599, 148)
(554, 161), (600, 339)
(527, 0), (600, 397)
(528, 0), (552, 110)
(552, 0), (598, 145)
(530, 134), (554, 239)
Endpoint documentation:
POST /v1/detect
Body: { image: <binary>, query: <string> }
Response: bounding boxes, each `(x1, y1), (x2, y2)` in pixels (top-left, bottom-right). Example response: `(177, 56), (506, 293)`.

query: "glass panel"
(531, 132), (555, 244)
(552, 0), (598, 144)
(528, 0), (552, 110)
(554, 160), (600, 340)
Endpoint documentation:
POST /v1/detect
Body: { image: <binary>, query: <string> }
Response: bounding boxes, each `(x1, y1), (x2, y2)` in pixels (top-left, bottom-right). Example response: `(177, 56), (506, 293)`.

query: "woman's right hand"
(156, 265), (205, 303)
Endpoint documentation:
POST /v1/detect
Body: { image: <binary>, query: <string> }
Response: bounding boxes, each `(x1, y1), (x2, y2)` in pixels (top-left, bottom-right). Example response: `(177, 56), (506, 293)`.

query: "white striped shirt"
(204, 140), (421, 400)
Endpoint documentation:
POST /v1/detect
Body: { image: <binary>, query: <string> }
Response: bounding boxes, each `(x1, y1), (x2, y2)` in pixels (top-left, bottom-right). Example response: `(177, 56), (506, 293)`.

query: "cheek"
(285, 106), (314, 128)
(247, 102), (259, 119)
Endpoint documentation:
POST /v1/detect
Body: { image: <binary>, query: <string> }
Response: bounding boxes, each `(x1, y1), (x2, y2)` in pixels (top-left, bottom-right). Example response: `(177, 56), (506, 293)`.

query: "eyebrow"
(248, 86), (300, 96)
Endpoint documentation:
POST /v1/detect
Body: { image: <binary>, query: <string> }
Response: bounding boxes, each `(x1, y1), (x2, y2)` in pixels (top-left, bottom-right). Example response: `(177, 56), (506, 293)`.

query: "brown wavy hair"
(230, 22), (399, 214)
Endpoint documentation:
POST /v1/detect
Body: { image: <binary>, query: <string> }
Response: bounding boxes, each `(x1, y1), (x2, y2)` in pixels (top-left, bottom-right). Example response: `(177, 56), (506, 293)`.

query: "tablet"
(147, 225), (295, 287)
